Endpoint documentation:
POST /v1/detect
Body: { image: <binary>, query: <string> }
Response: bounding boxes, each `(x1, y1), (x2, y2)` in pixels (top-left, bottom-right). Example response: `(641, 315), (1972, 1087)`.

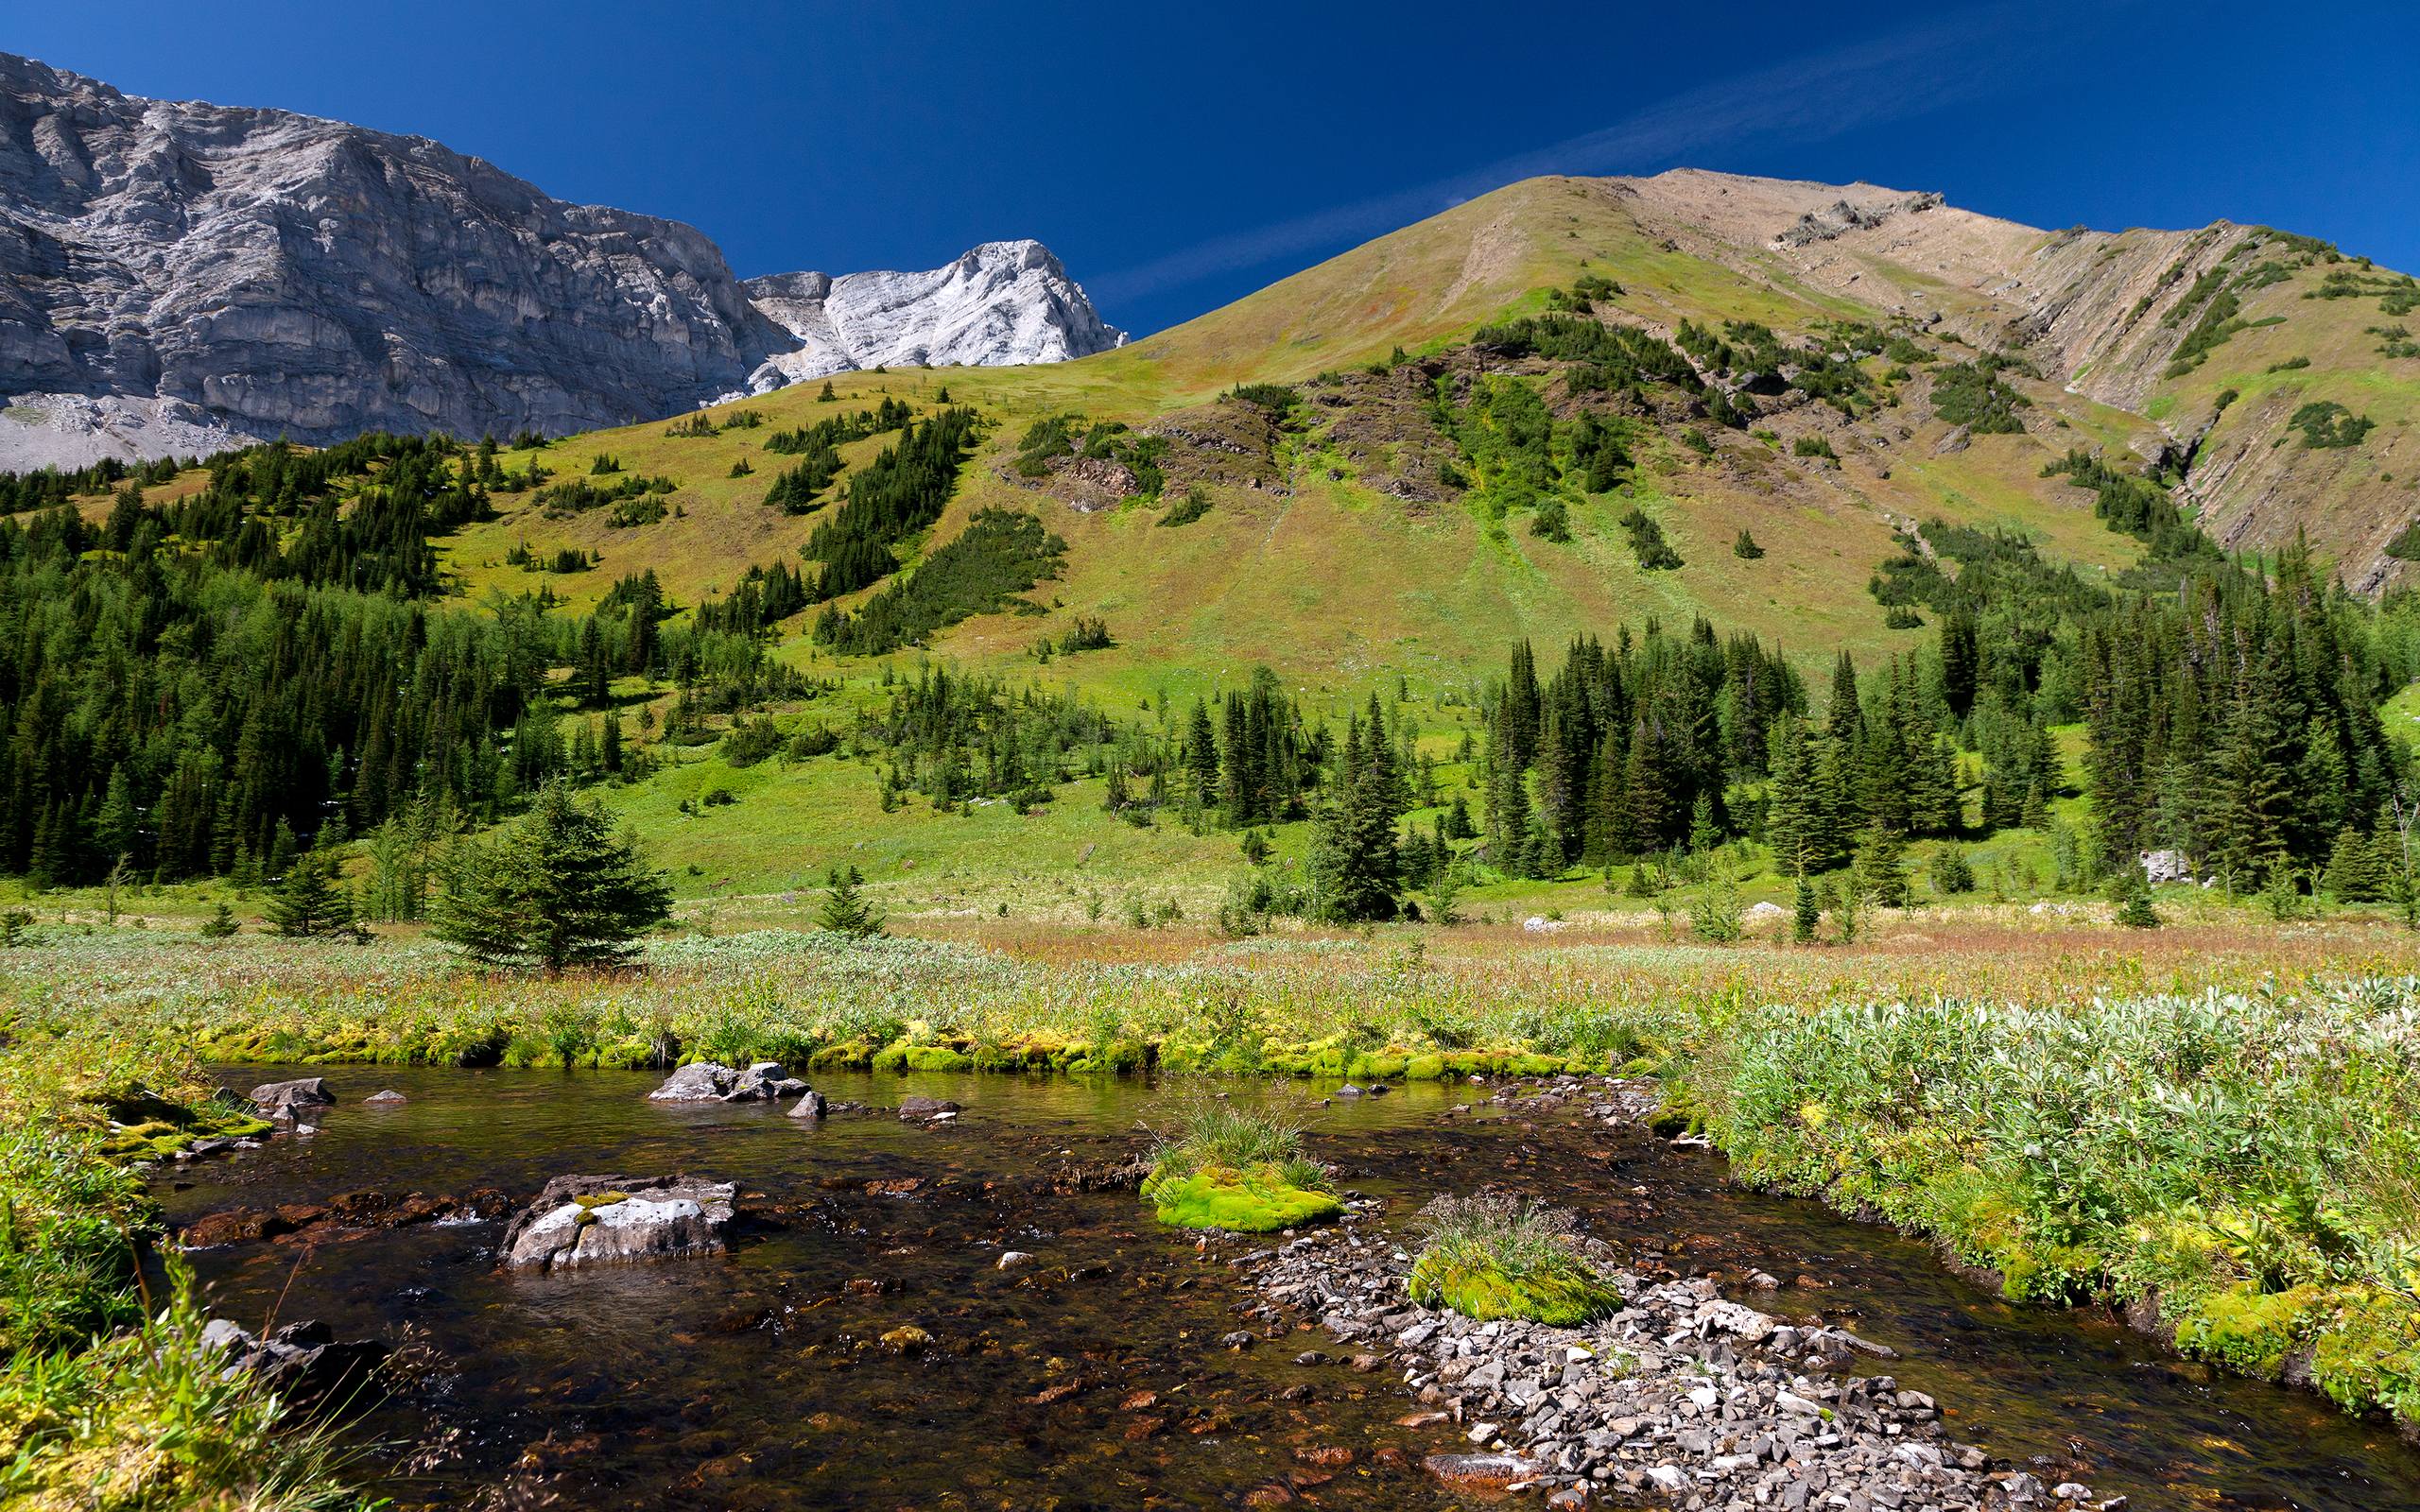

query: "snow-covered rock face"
(740, 239), (1126, 390)
(0, 53), (1120, 466)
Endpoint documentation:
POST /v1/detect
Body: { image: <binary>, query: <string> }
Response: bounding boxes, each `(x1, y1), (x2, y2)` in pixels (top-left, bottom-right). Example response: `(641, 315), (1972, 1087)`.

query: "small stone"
(1219, 1331), (1256, 1350)
(879, 1325), (931, 1354)
(2053, 1486), (2093, 1503)
(364, 1090), (405, 1104)
(1467, 1420), (1501, 1444)
(996, 1250), (1035, 1270)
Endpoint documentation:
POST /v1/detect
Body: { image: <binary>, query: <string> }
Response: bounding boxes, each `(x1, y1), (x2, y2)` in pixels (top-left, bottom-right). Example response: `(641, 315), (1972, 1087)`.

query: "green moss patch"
(1141, 1163), (1340, 1232)
(1407, 1250), (1624, 1327)
(2173, 1281), (2328, 1379)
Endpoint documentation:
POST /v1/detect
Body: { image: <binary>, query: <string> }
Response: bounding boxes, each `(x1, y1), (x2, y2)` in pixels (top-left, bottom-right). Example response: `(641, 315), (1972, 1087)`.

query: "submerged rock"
(648, 1062), (811, 1104)
(897, 1095), (961, 1122)
(364, 1090), (406, 1105)
(181, 1188), (505, 1248)
(1421, 1452), (1541, 1489)
(500, 1175), (736, 1272)
(249, 1077), (335, 1110)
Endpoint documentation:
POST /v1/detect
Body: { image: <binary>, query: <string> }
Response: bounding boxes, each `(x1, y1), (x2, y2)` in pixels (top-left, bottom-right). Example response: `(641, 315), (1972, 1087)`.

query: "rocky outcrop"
(499, 1174), (736, 1272)
(0, 52), (1120, 466)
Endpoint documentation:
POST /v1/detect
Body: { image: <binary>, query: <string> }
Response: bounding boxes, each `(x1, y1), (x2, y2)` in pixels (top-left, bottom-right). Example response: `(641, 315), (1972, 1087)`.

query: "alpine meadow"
(8, 20), (2420, 1512)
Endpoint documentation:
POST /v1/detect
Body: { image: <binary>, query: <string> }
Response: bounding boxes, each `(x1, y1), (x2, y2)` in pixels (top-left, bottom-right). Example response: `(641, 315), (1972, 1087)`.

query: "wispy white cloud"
(1087, 3), (2057, 312)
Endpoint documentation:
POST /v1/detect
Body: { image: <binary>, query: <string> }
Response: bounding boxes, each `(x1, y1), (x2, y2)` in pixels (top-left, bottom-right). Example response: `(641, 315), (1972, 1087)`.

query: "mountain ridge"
(0, 52), (1119, 467)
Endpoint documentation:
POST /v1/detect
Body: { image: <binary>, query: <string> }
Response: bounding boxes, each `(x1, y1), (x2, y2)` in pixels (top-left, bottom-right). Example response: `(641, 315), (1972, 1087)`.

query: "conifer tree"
(2113, 868), (2161, 928)
(430, 779), (673, 971)
(1853, 828), (1910, 908)
(1792, 874), (1820, 944)
(817, 865), (884, 937)
(1764, 716), (1821, 876)
(1312, 713), (1403, 920)
(95, 768), (138, 872)
(268, 849), (354, 938)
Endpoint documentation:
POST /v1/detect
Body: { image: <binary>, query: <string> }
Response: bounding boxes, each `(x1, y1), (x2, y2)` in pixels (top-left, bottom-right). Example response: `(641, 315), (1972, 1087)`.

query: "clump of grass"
(1406, 1194), (1625, 1326)
(0, 1263), (373, 1510)
(1148, 1098), (1328, 1194)
(1141, 1098), (1339, 1231)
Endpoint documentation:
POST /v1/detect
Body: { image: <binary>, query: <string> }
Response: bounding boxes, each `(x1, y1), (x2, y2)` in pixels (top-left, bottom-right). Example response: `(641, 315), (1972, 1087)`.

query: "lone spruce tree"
(817, 866), (885, 938)
(431, 780), (673, 972)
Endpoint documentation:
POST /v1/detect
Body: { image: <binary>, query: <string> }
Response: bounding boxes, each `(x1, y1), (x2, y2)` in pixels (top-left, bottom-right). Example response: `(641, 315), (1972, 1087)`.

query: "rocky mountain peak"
(739, 238), (1126, 392)
(0, 53), (1121, 468)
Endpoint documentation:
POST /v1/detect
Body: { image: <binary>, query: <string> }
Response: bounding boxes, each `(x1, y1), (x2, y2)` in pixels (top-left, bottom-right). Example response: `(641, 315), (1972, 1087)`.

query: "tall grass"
(1148, 1097), (1327, 1194)
(0, 1041), (373, 1509)
(1707, 984), (2420, 1422)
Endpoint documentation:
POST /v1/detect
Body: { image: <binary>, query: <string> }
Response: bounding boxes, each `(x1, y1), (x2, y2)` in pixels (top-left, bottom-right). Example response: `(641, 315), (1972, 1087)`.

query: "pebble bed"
(1233, 1076), (2129, 1512)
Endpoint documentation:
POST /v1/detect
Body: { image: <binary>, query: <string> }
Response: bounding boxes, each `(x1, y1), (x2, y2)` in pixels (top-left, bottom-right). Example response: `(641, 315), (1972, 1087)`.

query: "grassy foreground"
(0, 1040), (370, 1509)
(6, 914), (2420, 1440)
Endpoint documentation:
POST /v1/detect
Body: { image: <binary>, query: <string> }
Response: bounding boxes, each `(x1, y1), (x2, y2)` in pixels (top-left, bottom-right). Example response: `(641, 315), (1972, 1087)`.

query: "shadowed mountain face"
(0, 53), (1119, 467)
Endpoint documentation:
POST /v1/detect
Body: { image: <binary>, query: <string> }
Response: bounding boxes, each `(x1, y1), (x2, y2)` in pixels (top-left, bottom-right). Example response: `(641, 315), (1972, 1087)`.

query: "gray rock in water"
(200, 1316), (388, 1403)
(248, 1077), (334, 1110)
(786, 1089), (829, 1119)
(898, 1095), (962, 1122)
(726, 1061), (794, 1101)
(648, 1061), (810, 1104)
(364, 1090), (406, 1104)
(647, 1063), (734, 1102)
(499, 1174), (736, 1272)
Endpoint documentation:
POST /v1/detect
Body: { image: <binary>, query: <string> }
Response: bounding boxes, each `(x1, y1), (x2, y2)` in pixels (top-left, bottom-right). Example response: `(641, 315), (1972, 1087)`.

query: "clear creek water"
(157, 1067), (2420, 1511)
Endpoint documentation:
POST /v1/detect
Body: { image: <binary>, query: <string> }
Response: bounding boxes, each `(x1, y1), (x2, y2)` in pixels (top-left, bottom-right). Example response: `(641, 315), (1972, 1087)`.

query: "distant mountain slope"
(1122, 171), (2419, 591)
(0, 53), (1118, 467)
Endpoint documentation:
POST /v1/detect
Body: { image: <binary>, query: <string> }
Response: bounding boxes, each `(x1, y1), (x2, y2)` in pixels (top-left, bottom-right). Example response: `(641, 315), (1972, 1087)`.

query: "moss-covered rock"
(1141, 1163), (1340, 1232)
(1407, 1250), (1624, 1327)
(901, 1045), (973, 1073)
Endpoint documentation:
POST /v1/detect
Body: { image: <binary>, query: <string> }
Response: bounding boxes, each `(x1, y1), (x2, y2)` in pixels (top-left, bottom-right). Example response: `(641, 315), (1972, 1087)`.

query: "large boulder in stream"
(248, 1076), (335, 1111)
(500, 1174), (736, 1272)
(647, 1061), (809, 1103)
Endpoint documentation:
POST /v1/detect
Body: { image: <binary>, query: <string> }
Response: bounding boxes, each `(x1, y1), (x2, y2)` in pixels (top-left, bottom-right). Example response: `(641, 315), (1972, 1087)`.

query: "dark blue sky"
(15, 2), (2420, 338)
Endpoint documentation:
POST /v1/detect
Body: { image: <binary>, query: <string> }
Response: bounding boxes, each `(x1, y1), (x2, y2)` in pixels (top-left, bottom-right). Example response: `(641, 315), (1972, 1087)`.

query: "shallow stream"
(159, 1068), (2420, 1510)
